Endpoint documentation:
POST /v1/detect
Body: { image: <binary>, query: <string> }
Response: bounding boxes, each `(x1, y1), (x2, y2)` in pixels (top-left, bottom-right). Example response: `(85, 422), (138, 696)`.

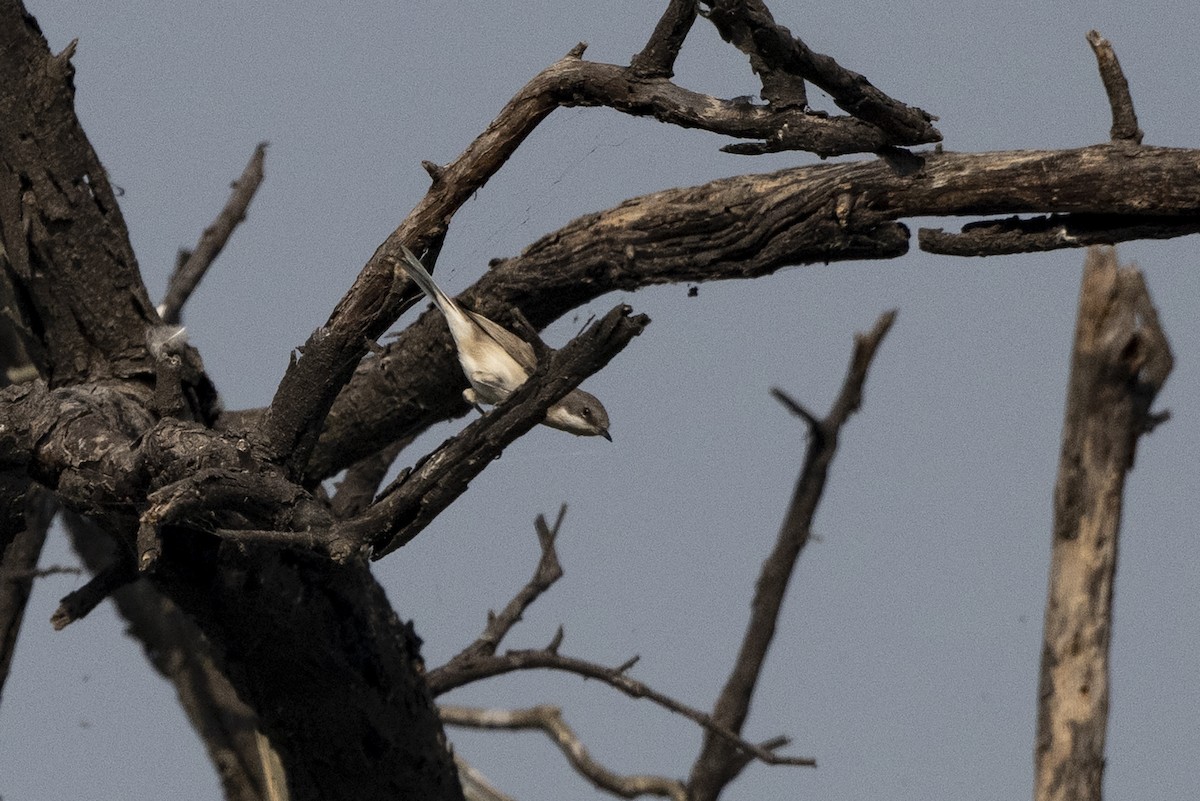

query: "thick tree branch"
(308, 142), (1200, 480)
(441, 704), (687, 801)
(0, 485), (55, 704)
(63, 511), (283, 801)
(347, 305), (648, 558)
(0, 8), (158, 385)
(261, 20), (938, 477)
(1034, 247), (1171, 801)
(688, 311), (894, 800)
(1086, 31), (1142, 144)
(701, 0), (939, 139)
(160, 142), (268, 325)
(630, 0), (698, 78)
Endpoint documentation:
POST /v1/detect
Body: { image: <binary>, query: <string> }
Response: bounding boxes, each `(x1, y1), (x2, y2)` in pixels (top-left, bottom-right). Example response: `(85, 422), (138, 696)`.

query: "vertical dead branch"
(1085, 31), (1143, 145)
(0, 487), (56, 705)
(1034, 247), (1171, 801)
(688, 310), (896, 800)
(63, 512), (285, 801)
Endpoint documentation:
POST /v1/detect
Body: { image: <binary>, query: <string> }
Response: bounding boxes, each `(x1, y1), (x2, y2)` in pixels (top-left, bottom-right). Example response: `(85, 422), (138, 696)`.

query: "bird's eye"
(581, 407), (593, 419)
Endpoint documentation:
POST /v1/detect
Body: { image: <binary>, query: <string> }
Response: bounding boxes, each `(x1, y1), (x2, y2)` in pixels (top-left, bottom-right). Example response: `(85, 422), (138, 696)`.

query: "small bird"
(397, 247), (612, 441)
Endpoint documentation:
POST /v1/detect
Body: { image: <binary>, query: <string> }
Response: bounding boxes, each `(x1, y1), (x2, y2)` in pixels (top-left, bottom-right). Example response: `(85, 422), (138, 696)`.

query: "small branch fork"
(925, 29), (1151, 256)
(688, 309), (896, 801)
(428, 507), (814, 800)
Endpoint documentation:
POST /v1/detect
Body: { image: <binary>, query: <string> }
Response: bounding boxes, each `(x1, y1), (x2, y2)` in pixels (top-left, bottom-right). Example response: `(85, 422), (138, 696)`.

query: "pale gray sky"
(3, 2), (1198, 800)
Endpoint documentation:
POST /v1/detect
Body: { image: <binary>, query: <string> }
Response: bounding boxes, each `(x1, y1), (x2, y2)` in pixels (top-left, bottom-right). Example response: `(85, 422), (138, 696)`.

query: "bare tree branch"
(430, 645), (813, 772)
(160, 142), (268, 325)
(0, 486), (56, 705)
(307, 142), (1200, 481)
(701, 0), (938, 139)
(920, 213), (1200, 256)
(49, 552), (137, 630)
(688, 310), (896, 800)
(439, 506), (567, 671)
(630, 0), (698, 79)
(1086, 31), (1143, 144)
(261, 15), (939, 477)
(0, 15), (158, 385)
(1034, 247), (1171, 801)
(344, 306), (648, 559)
(441, 704), (688, 801)
(63, 511), (284, 801)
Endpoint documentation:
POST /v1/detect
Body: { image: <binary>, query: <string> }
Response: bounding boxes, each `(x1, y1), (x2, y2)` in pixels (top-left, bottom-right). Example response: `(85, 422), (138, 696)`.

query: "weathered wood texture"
(1035, 247), (1172, 801)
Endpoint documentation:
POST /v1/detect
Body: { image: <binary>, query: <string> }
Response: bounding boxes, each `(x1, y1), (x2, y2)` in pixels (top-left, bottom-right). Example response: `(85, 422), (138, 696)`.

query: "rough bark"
(0, 6), (463, 799)
(1034, 248), (1171, 801)
(306, 143), (1200, 480)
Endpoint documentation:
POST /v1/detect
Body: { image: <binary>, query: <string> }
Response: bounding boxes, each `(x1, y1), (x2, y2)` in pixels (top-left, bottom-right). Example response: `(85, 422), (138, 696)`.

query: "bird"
(396, 247), (612, 441)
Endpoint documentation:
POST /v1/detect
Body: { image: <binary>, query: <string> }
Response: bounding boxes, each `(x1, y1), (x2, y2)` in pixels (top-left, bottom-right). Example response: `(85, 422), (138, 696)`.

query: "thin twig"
(428, 647), (813, 769)
(442, 704), (688, 801)
(50, 556), (138, 630)
(1086, 30), (1143, 144)
(160, 142), (267, 324)
(688, 310), (896, 800)
(448, 506), (567, 663)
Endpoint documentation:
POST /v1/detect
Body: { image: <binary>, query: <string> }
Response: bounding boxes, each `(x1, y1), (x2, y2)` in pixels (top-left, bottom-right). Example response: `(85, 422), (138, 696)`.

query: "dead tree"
(0, 1), (1185, 799)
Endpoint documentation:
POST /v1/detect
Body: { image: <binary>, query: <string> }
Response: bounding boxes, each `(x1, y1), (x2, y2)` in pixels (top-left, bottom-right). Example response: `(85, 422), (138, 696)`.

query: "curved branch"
(427, 647), (813, 770)
(307, 143), (1200, 479)
(441, 704), (687, 801)
(701, 0), (939, 139)
(261, 28), (939, 475)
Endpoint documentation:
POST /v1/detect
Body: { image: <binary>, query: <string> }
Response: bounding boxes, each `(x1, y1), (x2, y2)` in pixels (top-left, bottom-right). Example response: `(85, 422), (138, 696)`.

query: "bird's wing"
(467, 309), (538, 371)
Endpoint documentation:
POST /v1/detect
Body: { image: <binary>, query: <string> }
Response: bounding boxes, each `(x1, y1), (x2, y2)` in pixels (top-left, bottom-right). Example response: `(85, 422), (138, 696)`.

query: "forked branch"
(688, 310), (896, 800)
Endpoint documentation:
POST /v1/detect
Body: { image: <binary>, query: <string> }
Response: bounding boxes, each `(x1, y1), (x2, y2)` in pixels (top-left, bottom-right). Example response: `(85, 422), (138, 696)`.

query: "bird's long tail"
(398, 247), (457, 314)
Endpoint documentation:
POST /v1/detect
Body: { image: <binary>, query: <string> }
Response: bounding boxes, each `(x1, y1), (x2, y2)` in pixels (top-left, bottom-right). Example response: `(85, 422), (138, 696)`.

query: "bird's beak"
(600, 428), (612, 442)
